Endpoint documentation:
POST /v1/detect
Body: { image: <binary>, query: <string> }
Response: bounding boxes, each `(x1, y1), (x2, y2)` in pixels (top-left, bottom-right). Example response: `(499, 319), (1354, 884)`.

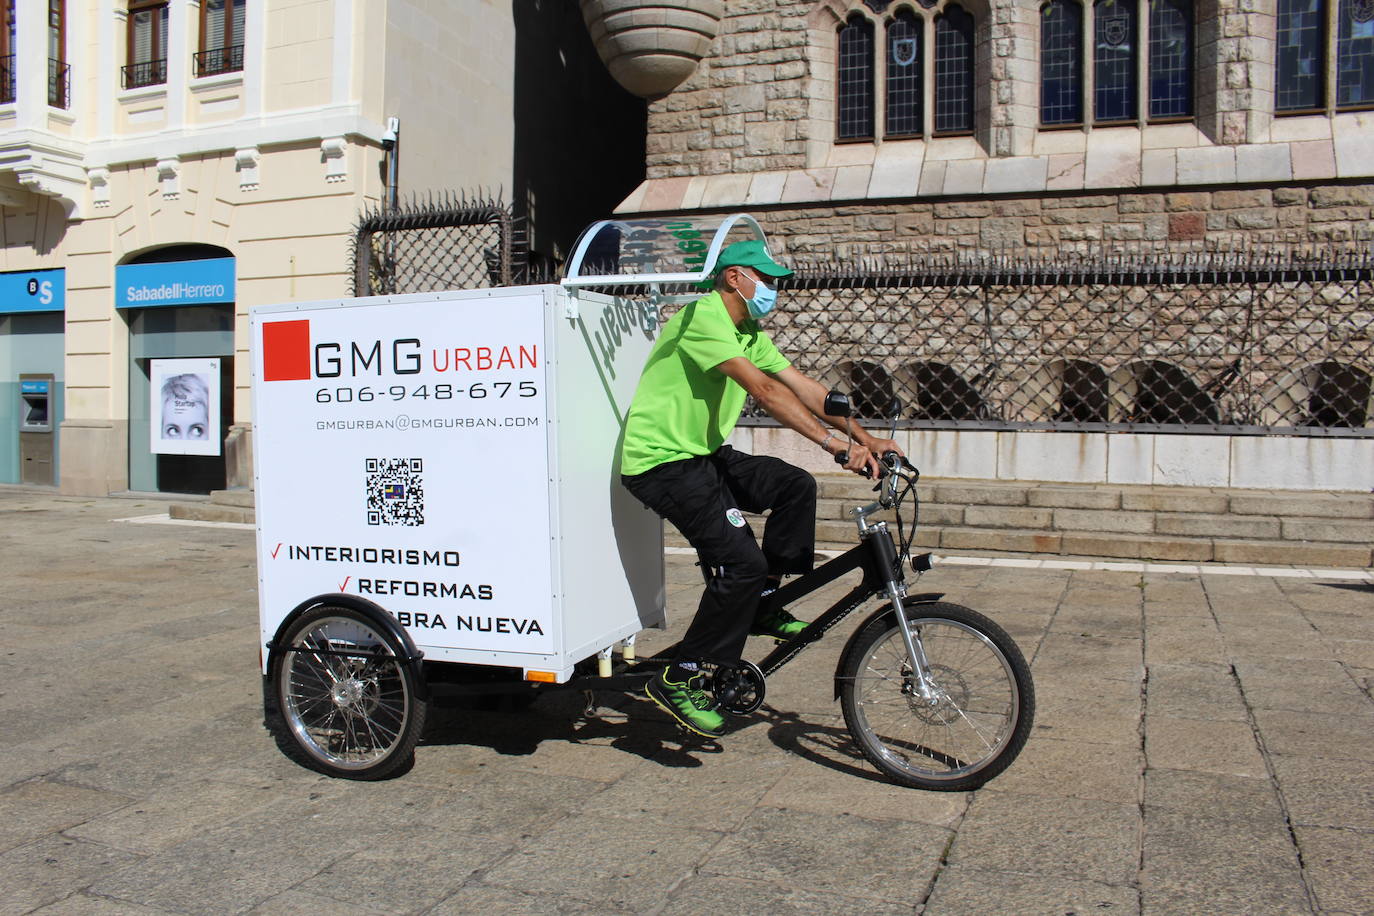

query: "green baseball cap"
(711, 239), (793, 280)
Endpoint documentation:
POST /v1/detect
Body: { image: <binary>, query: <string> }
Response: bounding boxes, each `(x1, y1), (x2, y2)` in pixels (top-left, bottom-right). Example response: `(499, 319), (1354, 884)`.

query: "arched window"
(1308, 360), (1371, 426)
(1041, 0), (1084, 126)
(837, 14), (876, 140)
(1337, 0), (1374, 108)
(1055, 360), (1109, 422)
(1277, 0), (1326, 111)
(834, 4), (978, 142)
(1041, 0), (1193, 127)
(1149, 0), (1193, 118)
(1094, 0), (1136, 122)
(934, 5), (975, 134)
(885, 9), (922, 137)
(1275, 0), (1374, 112)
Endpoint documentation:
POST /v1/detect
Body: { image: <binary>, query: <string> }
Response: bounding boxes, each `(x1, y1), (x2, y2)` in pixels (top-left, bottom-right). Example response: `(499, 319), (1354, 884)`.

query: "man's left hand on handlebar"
(831, 436), (904, 479)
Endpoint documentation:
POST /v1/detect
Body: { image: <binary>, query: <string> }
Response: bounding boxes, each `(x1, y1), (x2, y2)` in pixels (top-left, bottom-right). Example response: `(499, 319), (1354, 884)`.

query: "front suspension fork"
(869, 526), (936, 700)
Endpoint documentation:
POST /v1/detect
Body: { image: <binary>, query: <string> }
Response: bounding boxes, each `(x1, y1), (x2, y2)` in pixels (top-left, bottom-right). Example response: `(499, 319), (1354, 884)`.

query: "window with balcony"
(836, 2), (978, 143)
(197, 0), (244, 78)
(2, 0), (14, 104)
(48, 0), (67, 108)
(1278, 0), (1374, 112)
(1040, 0), (1194, 127)
(124, 0), (168, 89)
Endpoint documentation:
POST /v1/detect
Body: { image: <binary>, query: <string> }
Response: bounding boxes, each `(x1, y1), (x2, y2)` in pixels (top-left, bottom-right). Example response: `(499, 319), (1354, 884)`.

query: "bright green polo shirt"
(620, 291), (790, 476)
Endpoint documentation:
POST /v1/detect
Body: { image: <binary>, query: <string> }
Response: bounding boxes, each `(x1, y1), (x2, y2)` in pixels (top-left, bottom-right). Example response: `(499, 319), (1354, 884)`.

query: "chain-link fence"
(352, 194), (526, 296)
(351, 202), (1372, 435)
(747, 247), (1374, 435)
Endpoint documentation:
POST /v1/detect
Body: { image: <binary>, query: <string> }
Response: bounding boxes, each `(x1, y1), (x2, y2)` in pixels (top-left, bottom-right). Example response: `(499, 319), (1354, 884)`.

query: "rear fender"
(264, 593), (428, 702)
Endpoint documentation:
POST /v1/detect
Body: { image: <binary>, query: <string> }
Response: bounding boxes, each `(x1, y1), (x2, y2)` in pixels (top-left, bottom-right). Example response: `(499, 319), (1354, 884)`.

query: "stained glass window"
(1277, 0), (1326, 111)
(886, 10), (923, 136)
(1149, 0), (1192, 118)
(935, 5), (975, 133)
(838, 14), (875, 140)
(1337, 0), (1374, 107)
(1094, 0), (1136, 121)
(1042, 0), (1084, 125)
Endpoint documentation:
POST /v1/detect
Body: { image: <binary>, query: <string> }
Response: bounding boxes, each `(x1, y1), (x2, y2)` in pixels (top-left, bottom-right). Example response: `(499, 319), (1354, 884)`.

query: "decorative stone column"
(580, 0), (724, 100)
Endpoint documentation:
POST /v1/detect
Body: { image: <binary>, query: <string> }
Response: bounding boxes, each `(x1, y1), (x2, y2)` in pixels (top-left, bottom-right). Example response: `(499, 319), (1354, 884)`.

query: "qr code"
(366, 458), (425, 526)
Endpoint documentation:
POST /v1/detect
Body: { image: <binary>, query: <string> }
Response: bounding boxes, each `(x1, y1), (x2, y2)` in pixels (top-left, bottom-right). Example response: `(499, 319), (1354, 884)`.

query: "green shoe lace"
(750, 607), (808, 641)
(647, 668), (725, 737)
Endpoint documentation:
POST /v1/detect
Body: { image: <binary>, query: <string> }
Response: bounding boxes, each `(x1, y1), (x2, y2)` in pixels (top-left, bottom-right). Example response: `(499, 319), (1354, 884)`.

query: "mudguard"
(265, 593), (429, 701)
(832, 593), (944, 700)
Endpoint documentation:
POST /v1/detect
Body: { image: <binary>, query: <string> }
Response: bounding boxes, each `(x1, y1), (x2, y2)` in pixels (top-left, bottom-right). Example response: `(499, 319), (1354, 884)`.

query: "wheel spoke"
(276, 613), (419, 773)
(844, 613), (1025, 785)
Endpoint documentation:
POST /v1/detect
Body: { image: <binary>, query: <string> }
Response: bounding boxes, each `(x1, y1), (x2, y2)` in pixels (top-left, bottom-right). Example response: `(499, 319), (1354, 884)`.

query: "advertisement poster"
(253, 292), (555, 658)
(150, 358), (221, 456)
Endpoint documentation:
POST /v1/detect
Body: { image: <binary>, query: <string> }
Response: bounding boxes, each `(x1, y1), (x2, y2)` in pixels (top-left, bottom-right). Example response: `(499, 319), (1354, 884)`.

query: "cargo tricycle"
(251, 215), (1033, 789)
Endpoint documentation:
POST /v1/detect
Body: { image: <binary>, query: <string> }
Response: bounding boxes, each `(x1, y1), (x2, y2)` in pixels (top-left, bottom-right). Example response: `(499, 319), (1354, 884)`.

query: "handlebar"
(833, 449), (913, 479)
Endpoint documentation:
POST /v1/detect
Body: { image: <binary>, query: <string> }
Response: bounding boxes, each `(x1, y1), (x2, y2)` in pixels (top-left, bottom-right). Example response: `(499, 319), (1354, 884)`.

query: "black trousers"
(622, 445), (817, 665)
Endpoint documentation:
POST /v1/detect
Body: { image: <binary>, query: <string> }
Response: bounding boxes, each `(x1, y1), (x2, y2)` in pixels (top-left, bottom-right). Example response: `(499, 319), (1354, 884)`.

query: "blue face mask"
(741, 275), (778, 319)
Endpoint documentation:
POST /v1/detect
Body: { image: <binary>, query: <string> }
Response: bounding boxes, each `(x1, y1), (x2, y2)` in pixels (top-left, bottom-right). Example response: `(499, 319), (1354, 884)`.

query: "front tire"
(839, 602), (1033, 791)
(269, 605), (426, 780)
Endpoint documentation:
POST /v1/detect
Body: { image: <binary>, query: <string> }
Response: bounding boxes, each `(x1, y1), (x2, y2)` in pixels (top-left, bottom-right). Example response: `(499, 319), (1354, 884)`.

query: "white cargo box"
(252, 214), (774, 683)
(251, 285), (666, 682)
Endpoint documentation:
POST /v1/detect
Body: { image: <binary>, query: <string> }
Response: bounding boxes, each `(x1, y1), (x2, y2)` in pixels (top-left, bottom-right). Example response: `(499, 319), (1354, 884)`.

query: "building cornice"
(83, 104), (388, 168)
(0, 130), (89, 218)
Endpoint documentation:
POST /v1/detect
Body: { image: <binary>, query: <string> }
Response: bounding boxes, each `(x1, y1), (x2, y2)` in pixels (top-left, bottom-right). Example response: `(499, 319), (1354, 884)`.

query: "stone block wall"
(744, 183), (1374, 259)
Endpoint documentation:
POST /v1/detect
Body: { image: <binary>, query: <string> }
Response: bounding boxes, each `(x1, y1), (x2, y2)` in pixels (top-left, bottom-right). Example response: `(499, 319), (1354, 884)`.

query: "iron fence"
(194, 44), (244, 78)
(745, 246), (1374, 436)
(353, 194), (525, 296)
(349, 200), (1372, 435)
(48, 58), (69, 109)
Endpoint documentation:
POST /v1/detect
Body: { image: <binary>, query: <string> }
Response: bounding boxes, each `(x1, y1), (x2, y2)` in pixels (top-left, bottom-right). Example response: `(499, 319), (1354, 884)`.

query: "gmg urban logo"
(260, 319), (540, 382)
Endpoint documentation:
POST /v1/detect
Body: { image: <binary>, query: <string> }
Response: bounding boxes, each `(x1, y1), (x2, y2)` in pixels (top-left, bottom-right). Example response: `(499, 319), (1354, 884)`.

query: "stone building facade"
(615, 0), (1374, 258)
(603, 0), (1374, 491)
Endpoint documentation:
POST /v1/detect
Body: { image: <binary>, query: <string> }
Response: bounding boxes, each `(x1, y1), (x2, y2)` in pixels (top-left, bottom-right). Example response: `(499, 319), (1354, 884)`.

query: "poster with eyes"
(150, 357), (221, 456)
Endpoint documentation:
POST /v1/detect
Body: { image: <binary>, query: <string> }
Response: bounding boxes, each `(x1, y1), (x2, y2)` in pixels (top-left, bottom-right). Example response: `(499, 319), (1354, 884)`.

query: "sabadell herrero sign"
(115, 258), (236, 309)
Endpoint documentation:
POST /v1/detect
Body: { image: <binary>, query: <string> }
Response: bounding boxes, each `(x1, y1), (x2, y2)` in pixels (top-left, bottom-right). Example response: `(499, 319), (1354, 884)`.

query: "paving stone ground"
(2, 488), (1372, 915)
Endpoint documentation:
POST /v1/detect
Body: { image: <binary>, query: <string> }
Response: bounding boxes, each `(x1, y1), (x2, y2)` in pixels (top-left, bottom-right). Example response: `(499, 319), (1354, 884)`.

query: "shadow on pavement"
(418, 690), (726, 769)
(754, 706), (891, 784)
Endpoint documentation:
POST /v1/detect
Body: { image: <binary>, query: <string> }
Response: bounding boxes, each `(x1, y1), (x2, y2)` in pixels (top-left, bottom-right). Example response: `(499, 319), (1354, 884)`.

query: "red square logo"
(262, 320), (311, 381)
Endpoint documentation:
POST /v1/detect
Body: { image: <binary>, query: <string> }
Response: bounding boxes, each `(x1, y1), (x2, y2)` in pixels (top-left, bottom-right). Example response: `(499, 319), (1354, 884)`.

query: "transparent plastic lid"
(562, 213), (771, 287)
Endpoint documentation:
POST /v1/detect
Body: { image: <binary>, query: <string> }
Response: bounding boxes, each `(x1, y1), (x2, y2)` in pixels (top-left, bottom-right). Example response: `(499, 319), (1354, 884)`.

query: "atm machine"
(19, 374), (54, 485)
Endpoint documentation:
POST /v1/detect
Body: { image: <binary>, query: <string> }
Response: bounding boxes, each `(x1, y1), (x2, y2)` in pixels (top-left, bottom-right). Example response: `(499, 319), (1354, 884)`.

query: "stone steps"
(168, 488), (255, 525)
(670, 476), (1374, 569)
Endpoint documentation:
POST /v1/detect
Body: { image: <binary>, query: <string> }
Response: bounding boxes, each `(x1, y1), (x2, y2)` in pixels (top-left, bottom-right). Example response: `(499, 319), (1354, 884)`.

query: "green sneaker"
(645, 667), (725, 738)
(750, 607), (808, 642)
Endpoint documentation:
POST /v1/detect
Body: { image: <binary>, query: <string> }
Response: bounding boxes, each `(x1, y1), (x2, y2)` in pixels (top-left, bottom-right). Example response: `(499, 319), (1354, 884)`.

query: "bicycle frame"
(753, 524), (941, 679)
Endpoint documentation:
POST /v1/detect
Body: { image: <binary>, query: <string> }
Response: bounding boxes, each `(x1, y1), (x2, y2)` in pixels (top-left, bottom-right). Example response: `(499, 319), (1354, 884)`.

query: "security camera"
(381, 117), (399, 151)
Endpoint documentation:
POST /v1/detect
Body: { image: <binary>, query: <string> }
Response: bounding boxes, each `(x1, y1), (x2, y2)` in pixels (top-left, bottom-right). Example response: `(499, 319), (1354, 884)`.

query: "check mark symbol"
(338, 576), (351, 592)
(270, 542), (282, 559)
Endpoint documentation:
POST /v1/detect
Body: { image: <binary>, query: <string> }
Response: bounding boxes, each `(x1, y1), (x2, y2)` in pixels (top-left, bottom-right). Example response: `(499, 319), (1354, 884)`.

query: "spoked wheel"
(269, 606), (426, 780)
(840, 602), (1034, 791)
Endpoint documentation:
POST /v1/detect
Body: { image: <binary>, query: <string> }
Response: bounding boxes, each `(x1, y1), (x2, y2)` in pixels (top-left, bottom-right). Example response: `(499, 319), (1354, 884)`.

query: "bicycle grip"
(834, 450), (874, 479)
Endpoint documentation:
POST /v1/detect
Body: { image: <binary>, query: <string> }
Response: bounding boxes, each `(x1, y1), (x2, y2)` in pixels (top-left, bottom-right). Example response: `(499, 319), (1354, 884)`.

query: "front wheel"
(839, 602), (1034, 791)
(268, 605), (426, 780)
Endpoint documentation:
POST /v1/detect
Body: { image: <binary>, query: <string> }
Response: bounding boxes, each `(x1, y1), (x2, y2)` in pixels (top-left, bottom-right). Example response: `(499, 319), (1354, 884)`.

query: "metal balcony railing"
(1, 55), (14, 104)
(193, 44), (243, 78)
(121, 58), (167, 89)
(48, 58), (70, 108)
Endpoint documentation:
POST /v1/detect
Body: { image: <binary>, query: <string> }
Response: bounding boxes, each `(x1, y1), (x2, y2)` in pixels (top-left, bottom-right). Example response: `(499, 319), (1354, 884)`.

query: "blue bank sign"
(0, 268), (65, 313)
(116, 258), (235, 309)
